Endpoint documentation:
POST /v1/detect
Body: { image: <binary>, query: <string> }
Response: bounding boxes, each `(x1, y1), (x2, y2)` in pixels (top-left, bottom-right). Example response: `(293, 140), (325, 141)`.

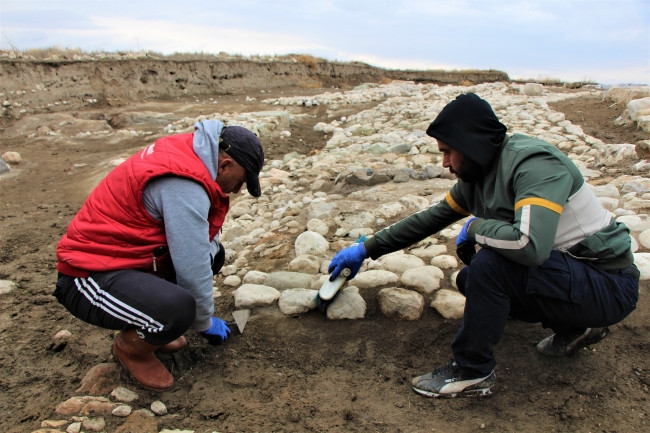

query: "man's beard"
(450, 157), (484, 183)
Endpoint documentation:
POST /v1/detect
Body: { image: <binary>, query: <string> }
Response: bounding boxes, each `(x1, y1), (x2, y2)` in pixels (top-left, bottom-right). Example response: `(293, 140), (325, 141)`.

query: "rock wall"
(0, 58), (508, 120)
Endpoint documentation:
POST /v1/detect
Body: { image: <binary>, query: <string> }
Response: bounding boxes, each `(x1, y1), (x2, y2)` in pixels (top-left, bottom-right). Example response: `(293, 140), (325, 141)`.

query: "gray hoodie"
(141, 119), (225, 332)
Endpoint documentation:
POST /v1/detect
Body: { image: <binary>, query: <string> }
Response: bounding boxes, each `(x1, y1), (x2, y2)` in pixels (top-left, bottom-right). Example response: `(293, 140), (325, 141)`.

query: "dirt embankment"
(0, 58), (508, 123)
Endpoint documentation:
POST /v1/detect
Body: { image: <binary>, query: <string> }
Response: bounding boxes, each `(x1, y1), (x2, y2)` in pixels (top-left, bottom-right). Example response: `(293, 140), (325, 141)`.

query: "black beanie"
(426, 93), (507, 168)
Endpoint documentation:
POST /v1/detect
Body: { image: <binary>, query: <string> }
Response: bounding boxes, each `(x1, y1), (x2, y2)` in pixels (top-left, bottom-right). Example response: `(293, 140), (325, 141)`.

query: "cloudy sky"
(1, 0), (648, 85)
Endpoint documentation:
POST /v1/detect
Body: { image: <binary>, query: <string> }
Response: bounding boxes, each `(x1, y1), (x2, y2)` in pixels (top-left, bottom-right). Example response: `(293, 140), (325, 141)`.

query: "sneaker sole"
(566, 327), (609, 355)
(412, 385), (493, 398)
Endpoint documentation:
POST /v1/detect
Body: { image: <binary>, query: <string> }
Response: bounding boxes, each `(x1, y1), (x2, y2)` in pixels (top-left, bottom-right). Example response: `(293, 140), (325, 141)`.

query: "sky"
(0, 0), (648, 85)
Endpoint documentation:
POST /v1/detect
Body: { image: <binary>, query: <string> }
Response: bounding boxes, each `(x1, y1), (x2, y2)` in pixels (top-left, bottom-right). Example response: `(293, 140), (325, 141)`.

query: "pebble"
(150, 400), (167, 415)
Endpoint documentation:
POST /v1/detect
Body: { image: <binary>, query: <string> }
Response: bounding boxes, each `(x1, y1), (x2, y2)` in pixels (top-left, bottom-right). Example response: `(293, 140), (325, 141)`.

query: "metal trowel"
(229, 309), (250, 334)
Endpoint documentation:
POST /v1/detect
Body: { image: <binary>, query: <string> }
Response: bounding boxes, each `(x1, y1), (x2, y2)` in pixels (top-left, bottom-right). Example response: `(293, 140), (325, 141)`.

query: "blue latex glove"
(327, 242), (368, 281)
(456, 217), (477, 246)
(200, 317), (231, 345)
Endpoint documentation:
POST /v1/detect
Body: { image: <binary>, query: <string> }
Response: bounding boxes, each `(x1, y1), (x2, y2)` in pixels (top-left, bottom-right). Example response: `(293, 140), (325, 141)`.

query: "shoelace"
(431, 360), (458, 376)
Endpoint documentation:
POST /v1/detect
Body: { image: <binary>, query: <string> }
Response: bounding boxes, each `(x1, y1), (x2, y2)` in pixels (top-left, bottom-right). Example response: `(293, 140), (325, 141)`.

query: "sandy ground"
(0, 85), (648, 433)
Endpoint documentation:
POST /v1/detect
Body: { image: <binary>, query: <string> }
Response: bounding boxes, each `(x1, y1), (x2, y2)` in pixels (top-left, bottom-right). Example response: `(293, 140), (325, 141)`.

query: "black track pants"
(54, 270), (196, 345)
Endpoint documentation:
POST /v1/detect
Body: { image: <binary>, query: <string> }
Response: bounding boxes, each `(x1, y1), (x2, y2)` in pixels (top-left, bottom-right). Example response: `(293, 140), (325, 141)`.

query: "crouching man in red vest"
(55, 119), (264, 391)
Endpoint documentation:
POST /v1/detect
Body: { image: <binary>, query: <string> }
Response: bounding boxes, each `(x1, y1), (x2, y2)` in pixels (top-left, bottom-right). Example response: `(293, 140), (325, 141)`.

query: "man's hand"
(456, 217), (477, 246)
(327, 243), (368, 281)
(200, 317), (231, 345)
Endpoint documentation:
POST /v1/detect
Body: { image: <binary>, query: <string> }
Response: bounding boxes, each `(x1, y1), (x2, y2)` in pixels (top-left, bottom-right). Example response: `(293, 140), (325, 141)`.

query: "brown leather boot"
(157, 335), (187, 353)
(113, 329), (174, 391)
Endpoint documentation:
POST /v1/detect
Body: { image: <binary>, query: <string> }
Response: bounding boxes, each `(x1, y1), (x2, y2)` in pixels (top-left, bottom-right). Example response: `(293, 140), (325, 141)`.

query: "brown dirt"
(0, 73), (648, 433)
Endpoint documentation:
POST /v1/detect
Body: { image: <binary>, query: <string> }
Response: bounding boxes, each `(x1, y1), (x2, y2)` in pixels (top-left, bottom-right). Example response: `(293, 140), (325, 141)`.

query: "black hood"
(426, 93), (507, 169)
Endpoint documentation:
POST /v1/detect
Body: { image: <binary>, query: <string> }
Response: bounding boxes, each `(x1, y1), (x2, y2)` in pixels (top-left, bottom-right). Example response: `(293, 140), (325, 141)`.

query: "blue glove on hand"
(327, 242), (368, 281)
(456, 217), (477, 246)
(200, 316), (231, 345)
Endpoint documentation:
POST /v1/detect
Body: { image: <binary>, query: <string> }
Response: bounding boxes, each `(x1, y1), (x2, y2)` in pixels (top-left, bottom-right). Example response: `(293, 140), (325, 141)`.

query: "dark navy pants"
(453, 249), (639, 375)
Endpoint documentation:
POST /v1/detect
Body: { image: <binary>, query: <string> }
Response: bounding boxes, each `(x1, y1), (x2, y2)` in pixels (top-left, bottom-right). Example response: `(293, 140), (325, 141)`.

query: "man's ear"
(218, 155), (233, 172)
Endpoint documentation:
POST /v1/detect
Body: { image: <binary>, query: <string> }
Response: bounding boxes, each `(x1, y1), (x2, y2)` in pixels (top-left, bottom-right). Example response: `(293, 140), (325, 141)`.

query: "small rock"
(0, 280), (16, 294)
(110, 386), (139, 403)
(150, 400), (167, 415)
(76, 363), (121, 395)
(112, 404), (132, 417)
(431, 289), (466, 319)
(2, 150), (21, 163)
(82, 417), (105, 432)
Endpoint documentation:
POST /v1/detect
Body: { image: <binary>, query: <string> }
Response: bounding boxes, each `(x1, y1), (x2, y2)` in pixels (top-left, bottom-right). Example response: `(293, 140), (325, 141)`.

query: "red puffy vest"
(57, 133), (229, 277)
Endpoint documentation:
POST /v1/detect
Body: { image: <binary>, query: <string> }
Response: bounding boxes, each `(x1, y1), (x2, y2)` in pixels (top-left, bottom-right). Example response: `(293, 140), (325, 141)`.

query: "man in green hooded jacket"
(327, 93), (639, 398)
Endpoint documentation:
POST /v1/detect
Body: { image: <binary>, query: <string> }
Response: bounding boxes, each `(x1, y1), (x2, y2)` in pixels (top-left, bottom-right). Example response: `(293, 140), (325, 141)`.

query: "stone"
(378, 287), (424, 320)
(633, 252), (650, 280)
(278, 288), (319, 315)
(294, 230), (329, 256)
(2, 150), (21, 163)
(263, 271), (314, 289)
(326, 286), (366, 319)
(431, 289), (466, 319)
(110, 386), (139, 403)
(81, 417), (106, 432)
(150, 400), (167, 415)
(400, 266), (443, 294)
(233, 284), (281, 308)
(350, 270), (399, 289)
(307, 218), (329, 235)
(112, 404), (133, 417)
(0, 279), (16, 294)
(377, 252), (425, 273)
(639, 228), (650, 249)
(75, 363), (121, 395)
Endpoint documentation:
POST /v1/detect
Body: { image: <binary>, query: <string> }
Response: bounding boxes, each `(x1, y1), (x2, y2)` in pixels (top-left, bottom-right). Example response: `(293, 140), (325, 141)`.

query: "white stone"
(242, 270), (268, 284)
(294, 230), (330, 256)
(307, 218), (329, 235)
(431, 289), (466, 319)
(450, 270), (460, 289)
(617, 215), (649, 232)
(111, 386), (139, 403)
(112, 405), (132, 417)
(598, 197), (619, 212)
(410, 244), (447, 261)
(624, 198), (650, 211)
(639, 228), (650, 249)
(278, 288), (318, 315)
(233, 284), (281, 308)
(621, 178), (650, 194)
(151, 400), (167, 415)
(400, 266), (443, 294)
(430, 254), (458, 269)
(522, 83), (544, 96)
(67, 422), (82, 433)
(627, 97), (650, 120)
(0, 280), (16, 294)
(350, 270), (399, 289)
(377, 202), (406, 219)
(377, 287), (424, 320)
(633, 252), (650, 280)
(287, 254), (321, 274)
(220, 264), (237, 276)
(223, 275), (242, 287)
(2, 151), (21, 163)
(263, 271), (315, 289)
(376, 252), (425, 274)
(326, 286), (366, 319)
